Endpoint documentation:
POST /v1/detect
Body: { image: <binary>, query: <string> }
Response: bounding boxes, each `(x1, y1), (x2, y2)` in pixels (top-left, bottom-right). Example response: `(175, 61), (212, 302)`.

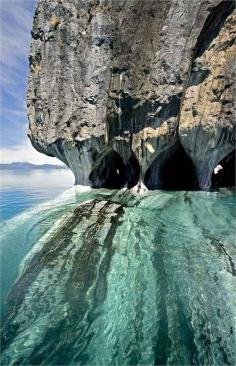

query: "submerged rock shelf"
(1, 188), (236, 365)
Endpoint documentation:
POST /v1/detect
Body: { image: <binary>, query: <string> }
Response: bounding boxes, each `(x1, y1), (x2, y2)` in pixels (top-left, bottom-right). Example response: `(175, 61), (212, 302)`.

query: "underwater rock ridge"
(28, 0), (236, 190)
(1, 190), (236, 365)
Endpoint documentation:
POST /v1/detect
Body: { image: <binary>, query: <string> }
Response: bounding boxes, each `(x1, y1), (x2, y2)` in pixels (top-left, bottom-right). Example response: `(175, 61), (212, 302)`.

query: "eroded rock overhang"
(27, 0), (236, 190)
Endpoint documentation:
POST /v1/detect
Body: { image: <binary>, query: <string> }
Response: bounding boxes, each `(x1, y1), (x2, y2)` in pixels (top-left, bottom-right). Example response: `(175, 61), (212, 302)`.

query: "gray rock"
(28, 0), (235, 189)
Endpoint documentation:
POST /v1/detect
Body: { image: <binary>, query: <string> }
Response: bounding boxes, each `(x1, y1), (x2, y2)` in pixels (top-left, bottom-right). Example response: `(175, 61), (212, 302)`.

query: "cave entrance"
(126, 154), (140, 189)
(90, 149), (141, 189)
(145, 143), (198, 190)
(89, 149), (126, 189)
(211, 150), (235, 188)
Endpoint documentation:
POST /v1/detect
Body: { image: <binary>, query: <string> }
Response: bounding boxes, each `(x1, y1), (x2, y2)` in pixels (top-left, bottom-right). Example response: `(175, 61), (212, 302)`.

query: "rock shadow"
(145, 143), (198, 190)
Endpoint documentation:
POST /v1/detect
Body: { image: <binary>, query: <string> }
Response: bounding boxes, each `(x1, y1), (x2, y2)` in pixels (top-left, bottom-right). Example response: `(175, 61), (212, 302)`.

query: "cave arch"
(211, 150), (235, 188)
(89, 148), (126, 189)
(89, 149), (141, 189)
(144, 143), (198, 190)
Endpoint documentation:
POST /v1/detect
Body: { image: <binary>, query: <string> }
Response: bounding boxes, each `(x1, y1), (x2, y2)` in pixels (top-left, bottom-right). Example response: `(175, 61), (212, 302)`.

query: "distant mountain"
(0, 162), (68, 170)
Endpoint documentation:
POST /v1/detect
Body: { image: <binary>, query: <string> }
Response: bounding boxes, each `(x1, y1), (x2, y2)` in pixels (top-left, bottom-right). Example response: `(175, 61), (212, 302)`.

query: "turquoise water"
(1, 173), (236, 365)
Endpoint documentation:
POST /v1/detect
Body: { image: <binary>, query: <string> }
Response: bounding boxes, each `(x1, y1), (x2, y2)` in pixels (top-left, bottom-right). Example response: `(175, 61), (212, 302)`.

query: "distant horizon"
(0, 139), (64, 165)
(0, 161), (67, 167)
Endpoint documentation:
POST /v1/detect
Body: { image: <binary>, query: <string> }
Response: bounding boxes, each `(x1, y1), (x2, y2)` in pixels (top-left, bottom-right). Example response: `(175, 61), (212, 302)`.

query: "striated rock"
(27, 0), (235, 190)
(179, 1), (236, 189)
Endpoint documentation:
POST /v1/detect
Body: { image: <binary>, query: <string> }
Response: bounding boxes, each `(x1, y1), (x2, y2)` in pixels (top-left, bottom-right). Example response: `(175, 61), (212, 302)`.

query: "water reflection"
(0, 169), (74, 221)
(1, 168), (74, 190)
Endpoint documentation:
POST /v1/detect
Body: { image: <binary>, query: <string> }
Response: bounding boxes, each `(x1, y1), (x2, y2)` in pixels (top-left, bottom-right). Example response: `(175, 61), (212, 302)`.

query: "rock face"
(28, 0), (235, 190)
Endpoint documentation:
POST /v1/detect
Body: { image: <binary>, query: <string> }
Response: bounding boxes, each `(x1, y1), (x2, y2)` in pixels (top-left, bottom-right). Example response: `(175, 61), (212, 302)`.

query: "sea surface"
(0, 168), (74, 221)
(1, 170), (236, 365)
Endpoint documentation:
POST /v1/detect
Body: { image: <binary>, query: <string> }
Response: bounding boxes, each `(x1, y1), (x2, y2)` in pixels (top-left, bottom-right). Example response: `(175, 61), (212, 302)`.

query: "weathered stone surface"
(179, 1), (235, 189)
(27, 0), (235, 189)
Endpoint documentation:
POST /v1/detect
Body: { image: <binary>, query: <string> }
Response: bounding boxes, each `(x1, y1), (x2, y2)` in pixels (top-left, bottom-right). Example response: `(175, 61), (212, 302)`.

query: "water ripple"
(1, 189), (236, 365)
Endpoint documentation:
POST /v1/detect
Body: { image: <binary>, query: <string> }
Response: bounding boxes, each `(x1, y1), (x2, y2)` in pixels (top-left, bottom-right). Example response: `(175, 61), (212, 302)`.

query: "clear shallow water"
(1, 180), (236, 365)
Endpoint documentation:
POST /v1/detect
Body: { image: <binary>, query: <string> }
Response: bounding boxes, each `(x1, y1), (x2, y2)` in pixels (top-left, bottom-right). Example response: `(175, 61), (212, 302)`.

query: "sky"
(0, 0), (62, 165)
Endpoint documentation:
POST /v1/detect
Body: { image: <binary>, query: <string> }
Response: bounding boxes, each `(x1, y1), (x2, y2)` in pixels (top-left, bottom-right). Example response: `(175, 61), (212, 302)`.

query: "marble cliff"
(27, 0), (235, 190)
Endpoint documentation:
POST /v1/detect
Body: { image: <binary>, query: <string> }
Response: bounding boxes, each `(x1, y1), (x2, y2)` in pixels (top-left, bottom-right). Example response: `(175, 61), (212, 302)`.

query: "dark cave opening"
(89, 149), (127, 189)
(211, 150), (235, 189)
(126, 154), (140, 189)
(145, 143), (198, 190)
(90, 150), (141, 189)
